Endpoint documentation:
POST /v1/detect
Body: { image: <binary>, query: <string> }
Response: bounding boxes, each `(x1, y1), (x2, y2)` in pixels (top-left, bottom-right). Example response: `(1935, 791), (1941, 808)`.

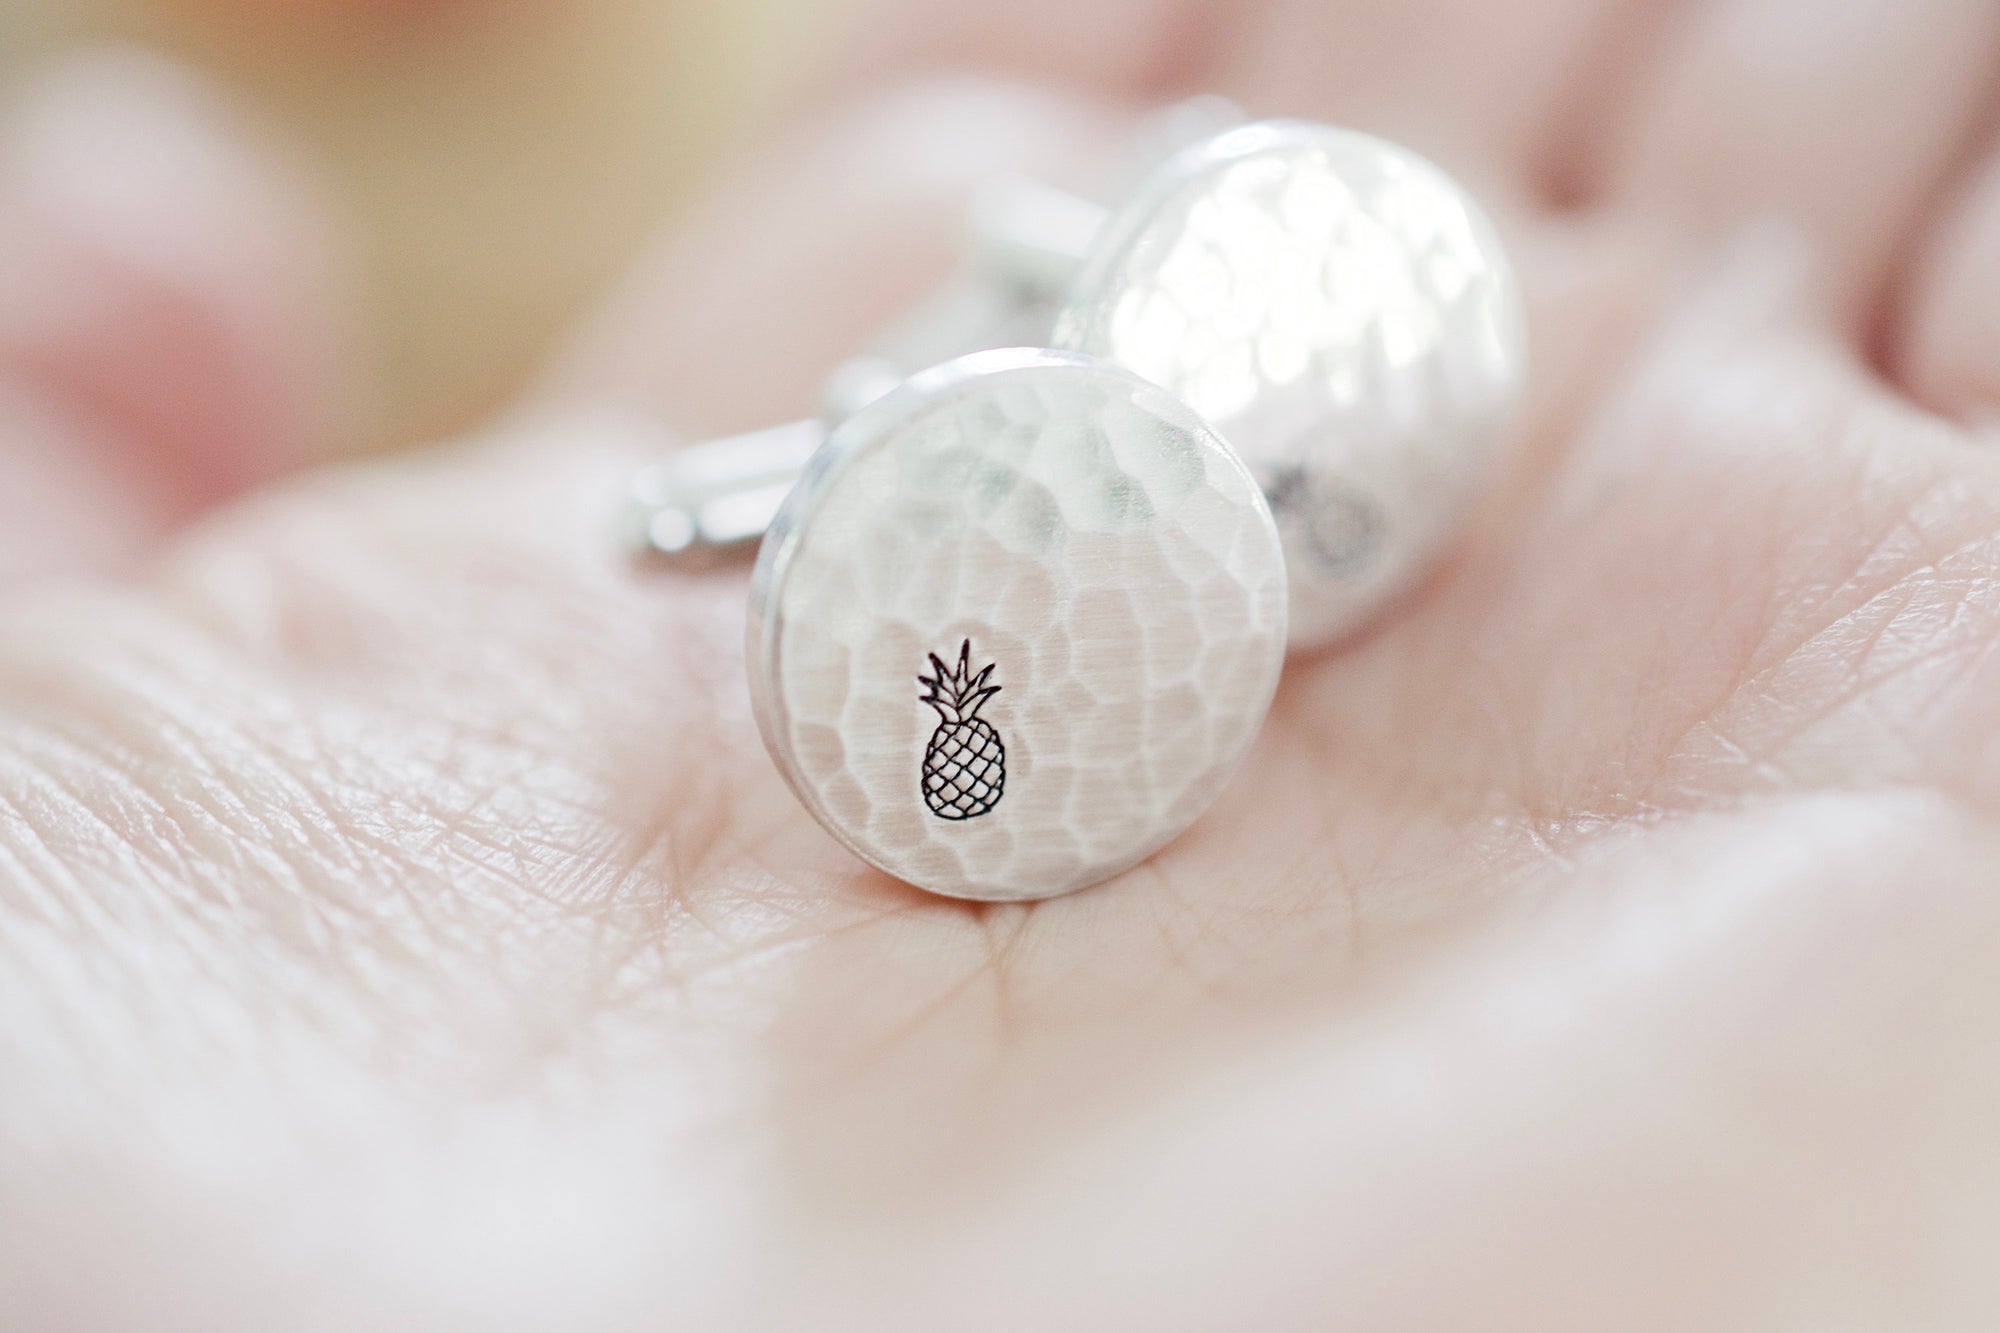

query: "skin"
(6, 1), (2000, 1326)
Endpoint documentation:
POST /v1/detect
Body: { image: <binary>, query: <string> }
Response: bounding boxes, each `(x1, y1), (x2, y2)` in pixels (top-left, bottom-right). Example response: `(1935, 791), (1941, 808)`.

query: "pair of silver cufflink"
(627, 114), (1527, 903)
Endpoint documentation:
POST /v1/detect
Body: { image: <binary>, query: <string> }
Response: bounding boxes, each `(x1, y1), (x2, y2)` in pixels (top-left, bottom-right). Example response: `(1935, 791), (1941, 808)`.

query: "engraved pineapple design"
(919, 640), (1006, 821)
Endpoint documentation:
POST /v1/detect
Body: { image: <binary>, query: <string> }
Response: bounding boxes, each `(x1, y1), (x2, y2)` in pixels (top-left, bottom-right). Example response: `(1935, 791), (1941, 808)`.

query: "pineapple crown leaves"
(918, 639), (1001, 725)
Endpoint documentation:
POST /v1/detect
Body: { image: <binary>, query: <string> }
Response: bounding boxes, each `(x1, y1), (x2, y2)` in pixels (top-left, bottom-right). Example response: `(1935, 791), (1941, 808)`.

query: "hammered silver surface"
(1057, 121), (1528, 649)
(748, 349), (1287, 902)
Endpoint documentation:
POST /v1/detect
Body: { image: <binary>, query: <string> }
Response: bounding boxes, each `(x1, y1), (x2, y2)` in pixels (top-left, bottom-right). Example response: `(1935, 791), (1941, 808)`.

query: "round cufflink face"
(748, 348), (1288, 902)
(1057, 121), (1528, 650)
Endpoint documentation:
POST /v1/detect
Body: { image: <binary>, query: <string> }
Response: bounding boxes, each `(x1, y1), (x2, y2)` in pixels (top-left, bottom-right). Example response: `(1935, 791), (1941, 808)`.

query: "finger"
(836, 1), (1661, 205)
(1210, 0), (1653, 195)
(1601, 0), (2000, 324)
(0, 387), (159, 578)
(1896, 142), (2000, 427)
(0, 51), (347, 575)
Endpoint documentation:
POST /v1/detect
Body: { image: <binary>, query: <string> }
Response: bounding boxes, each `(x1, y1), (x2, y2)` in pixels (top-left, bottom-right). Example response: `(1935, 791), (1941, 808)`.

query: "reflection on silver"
(1055, 122), (1528, 649)
(1267, 464), (1384, 578)
(624, 419), (824, 568)
(630, 116), (1527, 654)
(749, 349), (1287, 902)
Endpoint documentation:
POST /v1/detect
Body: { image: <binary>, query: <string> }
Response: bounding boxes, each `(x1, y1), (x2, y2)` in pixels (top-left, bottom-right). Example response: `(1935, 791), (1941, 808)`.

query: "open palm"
(8, 2), (2000, 1327)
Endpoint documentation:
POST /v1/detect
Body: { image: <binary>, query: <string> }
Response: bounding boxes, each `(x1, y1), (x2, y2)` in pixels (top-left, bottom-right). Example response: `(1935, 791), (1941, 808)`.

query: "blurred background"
(2, 0), (834, 451)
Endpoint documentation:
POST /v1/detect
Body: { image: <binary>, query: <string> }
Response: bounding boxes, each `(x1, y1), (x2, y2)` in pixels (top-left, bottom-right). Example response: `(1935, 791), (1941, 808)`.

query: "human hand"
(8, 3), (2000, 1327)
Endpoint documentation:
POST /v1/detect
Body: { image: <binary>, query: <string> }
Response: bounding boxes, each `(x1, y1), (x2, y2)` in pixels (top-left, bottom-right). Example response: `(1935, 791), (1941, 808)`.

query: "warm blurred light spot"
(155, 0), (502, 33)
(4, 0), (831, 450)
